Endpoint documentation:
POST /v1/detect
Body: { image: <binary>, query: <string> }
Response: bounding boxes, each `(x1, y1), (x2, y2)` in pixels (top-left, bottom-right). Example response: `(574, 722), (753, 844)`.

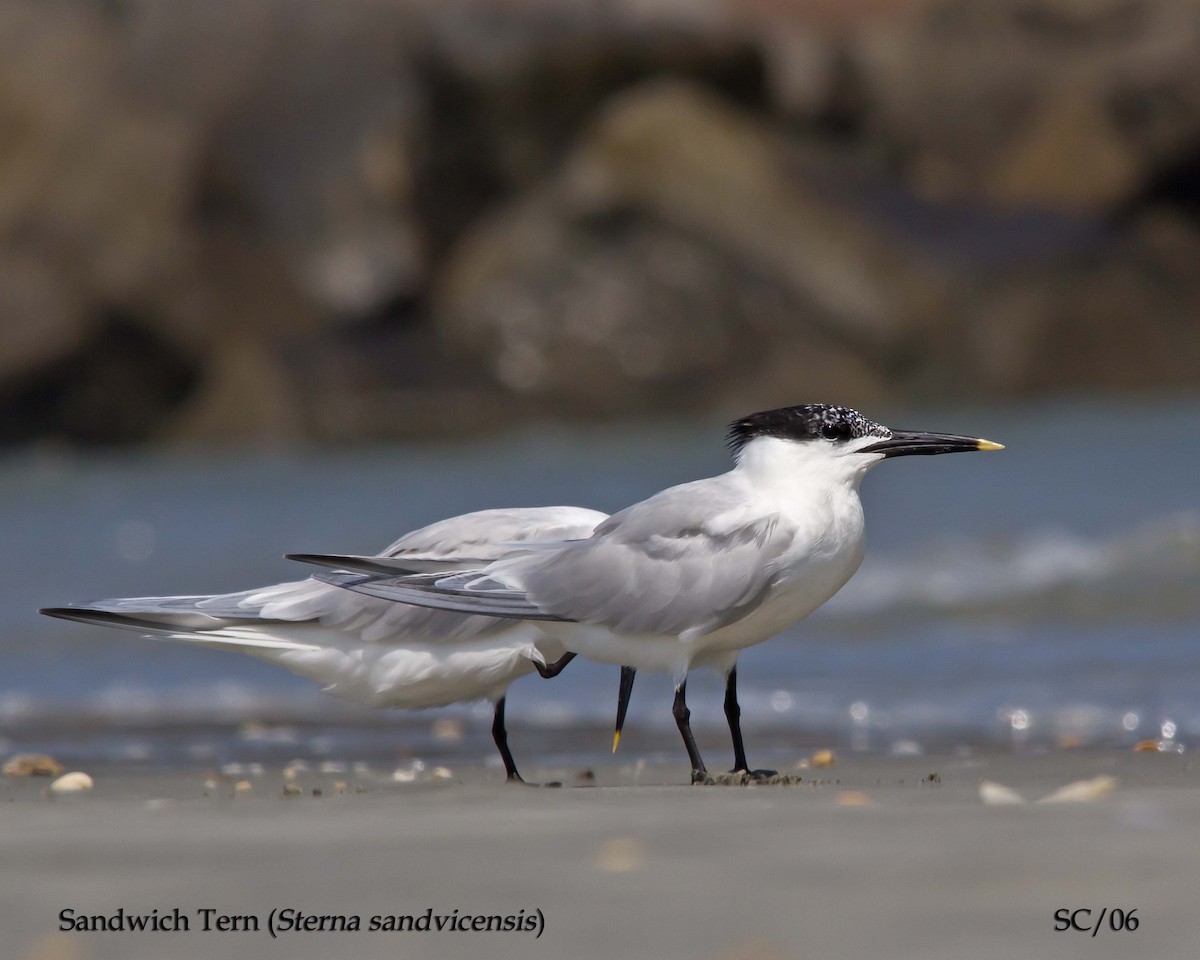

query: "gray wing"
(42, 578), (521, 646)
(287, 506), (607, 575)
(285, 554), (468, 576)
(286, 501), (609, 578)
(314, 572), (571, 622)
(378, 506), (607, 564)
(329, 478), (796, 639)
(44, 508), (610, 646)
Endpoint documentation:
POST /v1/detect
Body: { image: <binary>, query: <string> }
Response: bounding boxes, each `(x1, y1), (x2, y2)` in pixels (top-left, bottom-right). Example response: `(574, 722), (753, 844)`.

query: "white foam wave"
(825, 512), (1200, 618)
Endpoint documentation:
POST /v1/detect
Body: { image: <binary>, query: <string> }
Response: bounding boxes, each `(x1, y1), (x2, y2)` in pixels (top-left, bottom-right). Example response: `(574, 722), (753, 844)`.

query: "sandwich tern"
(41, 506), (606, 782)
(319, 404), (1003, 782)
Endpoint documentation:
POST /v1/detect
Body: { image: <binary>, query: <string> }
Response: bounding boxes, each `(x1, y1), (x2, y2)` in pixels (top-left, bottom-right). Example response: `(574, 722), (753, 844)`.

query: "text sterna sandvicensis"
(41, 506), (606, 782)
(322, 404), (1003, 782)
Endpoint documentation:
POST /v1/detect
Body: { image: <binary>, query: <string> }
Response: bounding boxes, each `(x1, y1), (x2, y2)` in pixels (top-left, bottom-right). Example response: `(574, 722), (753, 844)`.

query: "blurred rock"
(166, 335), (306, 447)
(0, 315), (200, 445)
(436, 191), (781, 412)
(0, 1), (197, 387)
(435, 81), (901, 414)
(0, 253), (88, 379)
(3, 0), (1200, 447)
(559, 80), (950, 354)
(0, 2), (198, 301)
(856, 0), (1200, 211)
(409, 3), (766, 254)
(989, 81), (1141, 211)
(122, 0), (427, 322)
(955, 212), (1200, 393)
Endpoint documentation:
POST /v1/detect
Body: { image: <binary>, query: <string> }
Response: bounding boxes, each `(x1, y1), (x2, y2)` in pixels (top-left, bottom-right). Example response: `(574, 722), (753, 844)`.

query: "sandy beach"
(4, 748), (1197, 960)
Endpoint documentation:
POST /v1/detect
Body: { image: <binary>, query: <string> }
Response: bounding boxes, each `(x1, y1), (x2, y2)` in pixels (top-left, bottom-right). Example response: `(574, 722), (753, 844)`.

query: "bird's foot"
(735, 767), (779, 782)
(706, 770), (751, 785)
(533, 652), (576, 679)
(700, 769), (803, 786)
(505, 773), (563, 788)
(690, 769), (712, 786)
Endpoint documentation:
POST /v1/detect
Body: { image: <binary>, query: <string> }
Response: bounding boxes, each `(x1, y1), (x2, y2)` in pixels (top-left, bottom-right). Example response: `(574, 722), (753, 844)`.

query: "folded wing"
(326, 480), (796, 640)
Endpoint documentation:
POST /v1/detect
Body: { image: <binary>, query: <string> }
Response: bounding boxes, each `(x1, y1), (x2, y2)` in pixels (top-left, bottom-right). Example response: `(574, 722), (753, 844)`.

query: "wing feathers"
(313, 572), (573, 622)
(318, 504), (794, 639)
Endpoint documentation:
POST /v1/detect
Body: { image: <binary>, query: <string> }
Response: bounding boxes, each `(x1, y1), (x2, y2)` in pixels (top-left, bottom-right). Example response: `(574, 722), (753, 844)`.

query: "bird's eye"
(820, 423), (844, 441)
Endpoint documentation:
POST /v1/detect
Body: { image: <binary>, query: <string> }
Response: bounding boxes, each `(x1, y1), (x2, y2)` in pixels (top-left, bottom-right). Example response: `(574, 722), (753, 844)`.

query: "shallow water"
(3, 396), (1199, 768)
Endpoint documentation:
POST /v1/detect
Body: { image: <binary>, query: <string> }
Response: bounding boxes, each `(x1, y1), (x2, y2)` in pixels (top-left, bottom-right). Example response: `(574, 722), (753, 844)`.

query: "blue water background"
(3, 396), (1199, 768)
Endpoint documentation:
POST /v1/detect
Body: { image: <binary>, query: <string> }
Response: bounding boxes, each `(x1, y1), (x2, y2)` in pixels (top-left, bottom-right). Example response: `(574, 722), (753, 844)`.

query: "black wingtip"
(285, 553), (336, 567)
(39, 606), (112, 627)
(40, 606), (78, 620)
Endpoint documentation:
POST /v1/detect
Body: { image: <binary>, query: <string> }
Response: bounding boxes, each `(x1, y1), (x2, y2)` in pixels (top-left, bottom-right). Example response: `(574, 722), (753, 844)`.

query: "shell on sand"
(810, 749), (836, 768)
(3, 754), (65, 778)
(49, 772), (94, 793)
(1037, 775), (1118, 804)
(979, 780), (1027, 805)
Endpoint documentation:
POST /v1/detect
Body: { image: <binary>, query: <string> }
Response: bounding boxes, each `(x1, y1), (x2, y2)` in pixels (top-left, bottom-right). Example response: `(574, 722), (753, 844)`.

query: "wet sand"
(4, 749), (1198, 960)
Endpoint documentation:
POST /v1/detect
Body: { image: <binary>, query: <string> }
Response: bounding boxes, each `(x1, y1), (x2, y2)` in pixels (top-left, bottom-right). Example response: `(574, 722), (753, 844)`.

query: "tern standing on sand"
(41, 507), (606, 783)
(324, 404), (1003, 782)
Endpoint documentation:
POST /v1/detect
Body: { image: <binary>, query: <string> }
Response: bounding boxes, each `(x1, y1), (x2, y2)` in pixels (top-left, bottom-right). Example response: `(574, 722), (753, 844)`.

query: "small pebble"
(698, 771), (803, 787)
(391, 769), (418, 783)
(3, 753), (65, 778)
(431, 718), (465, 742)
(50, 772), (94, 794)
(1134, 739), (1184, 753)
(333, 781), (348, 794)
(811, 749), (836, 768)
(595, 838), (644, 873)
(979, 780), (1026, 806)
(430, 766), (455, 782)
(1038, 775), (1117, 804)
(281, 782), (303, 797)
(238, 721), (268, 739)
(234, 780), (253, 795)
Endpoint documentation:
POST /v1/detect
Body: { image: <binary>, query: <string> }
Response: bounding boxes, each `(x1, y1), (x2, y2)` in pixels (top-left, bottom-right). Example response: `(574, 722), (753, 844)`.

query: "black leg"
(672, 680), (707, 783)
(613, 666), (636, 753)
(491, 696), (523, 782)
(724, 666), (750, 774)
(533, 652), (576, 679)
(722, 667), (777, 779)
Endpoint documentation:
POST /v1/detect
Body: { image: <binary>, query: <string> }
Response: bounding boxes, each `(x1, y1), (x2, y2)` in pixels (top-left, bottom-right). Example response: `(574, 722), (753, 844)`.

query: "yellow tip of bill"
(612, 730), (622, 753)
(976, 439), (1005, 451)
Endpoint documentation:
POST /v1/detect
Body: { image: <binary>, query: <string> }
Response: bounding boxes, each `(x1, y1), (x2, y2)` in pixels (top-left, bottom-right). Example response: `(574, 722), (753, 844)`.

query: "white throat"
(732, 435), (882, 497)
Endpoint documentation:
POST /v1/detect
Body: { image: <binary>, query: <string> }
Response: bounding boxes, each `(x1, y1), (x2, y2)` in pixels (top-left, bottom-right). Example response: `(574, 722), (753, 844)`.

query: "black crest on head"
(726, 404), (888, 455)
